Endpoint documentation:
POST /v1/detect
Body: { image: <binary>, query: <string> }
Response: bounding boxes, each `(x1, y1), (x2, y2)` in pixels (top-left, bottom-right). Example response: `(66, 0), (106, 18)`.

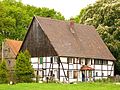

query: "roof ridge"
(35, 16), (95, 28)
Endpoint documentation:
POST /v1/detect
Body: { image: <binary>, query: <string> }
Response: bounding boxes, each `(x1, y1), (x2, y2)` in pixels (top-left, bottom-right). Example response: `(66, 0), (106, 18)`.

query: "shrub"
(0, 60), (8, 84)
(94, 78), (114, 83)
(15, 50), (34, 83)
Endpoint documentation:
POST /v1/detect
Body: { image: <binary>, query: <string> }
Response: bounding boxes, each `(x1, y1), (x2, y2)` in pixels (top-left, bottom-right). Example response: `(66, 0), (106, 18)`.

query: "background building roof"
(5, 39), (22, 56)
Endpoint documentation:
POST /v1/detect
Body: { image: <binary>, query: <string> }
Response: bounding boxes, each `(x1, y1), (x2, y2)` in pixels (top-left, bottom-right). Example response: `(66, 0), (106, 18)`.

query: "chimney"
(69, 18), (75, 33)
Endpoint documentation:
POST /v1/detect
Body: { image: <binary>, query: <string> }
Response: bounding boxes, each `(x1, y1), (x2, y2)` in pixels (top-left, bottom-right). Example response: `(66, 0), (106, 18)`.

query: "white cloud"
(22, 0), (96, 19)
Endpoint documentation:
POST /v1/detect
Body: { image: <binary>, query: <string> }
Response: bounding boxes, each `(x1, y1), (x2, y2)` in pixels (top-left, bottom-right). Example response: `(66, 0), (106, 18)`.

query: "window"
(40, 57), (43, 64)
(85, 59), (89, 65)
(89, 71), (92, 78)
(73, 58), (75, 64)
(50, 57), (53, 63)
(68, 71), (72, 78)
(42, 71), (44, 77)
(100, 60), (103, 65)
(73, 58), (78, 64)
(73, 71), (78, 79)
(96, 72), (98, 76)
(91, 59), (93, 65)
(8, 60), (11, 66)
(103, 61), (108, 65)
(95, 60), (102, 65)
(102, 73), (104, 76)
(95, 60), (99, 65)
(95, 60), (108, 65)
(50, 71), (53, 76)
(54, 57), (58, 63)
(79, 58), (81, 64)
(8, 48), (10, 52)
(67, 58), (72, 64)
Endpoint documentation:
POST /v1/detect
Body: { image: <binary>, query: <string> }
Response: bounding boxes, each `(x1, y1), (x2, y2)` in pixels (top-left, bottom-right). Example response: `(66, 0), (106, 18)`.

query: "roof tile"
(35, 16), (115, 60)
(5, 39), (22, 56)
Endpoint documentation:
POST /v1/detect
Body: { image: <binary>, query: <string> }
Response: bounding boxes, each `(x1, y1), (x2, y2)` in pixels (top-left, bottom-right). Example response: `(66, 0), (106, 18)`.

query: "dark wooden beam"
(77, 58), (78, 82)
(68, 57), (69, 83)
(36, 57), (40, 83)
(48, 62), (52, 76)
(60, 59), (67, 81)
(58, 57), (60, 81)
(93, 59), (95, 81)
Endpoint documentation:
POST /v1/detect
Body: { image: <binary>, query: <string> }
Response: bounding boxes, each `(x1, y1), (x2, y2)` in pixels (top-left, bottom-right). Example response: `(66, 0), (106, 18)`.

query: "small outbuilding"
(2, 39), (22, 81)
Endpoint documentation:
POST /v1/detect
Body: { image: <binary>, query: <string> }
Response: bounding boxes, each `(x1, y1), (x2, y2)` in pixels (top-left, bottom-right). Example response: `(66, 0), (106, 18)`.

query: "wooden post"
(68, 57), (69, 83)
(93, 59), (95, 81)
(36, 57), (40, 83)
(58, 57), (60, 81)
(45, 57), (47, 78)
(42, 57), (43, 81)
(101, 60), (103, 79)
(52, 57), (53, 76)
(85, 70), (87, 82)
(60, 59), (67, 81)
(48, 62), (52, 76)
(77, 58), (78, 82)
(107, 62), (108, 76)
(51, 57), (53, 81)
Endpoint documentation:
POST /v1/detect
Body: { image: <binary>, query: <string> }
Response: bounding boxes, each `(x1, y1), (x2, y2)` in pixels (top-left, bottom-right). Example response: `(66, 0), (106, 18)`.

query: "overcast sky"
(22, 0), (96, 19)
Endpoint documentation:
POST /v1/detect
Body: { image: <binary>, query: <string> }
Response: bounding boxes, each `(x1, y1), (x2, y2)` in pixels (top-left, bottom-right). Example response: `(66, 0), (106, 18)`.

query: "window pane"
(103, 61), (108, 65)
(73, 71), (78, 79)
(69, 58), (72, 63)
(79, 58), (81, 64)
(95, 60), (99, 65)
(40, 57), (43, 64)
(54, 57), (58, 63)
(69, 71), (72, 78)
(96, 72), (98, 76)
(73, 58), (75, 64)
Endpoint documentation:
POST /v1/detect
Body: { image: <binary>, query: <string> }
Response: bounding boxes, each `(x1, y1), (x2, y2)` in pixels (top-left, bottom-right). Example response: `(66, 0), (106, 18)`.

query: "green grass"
(0, 82), (120, 90)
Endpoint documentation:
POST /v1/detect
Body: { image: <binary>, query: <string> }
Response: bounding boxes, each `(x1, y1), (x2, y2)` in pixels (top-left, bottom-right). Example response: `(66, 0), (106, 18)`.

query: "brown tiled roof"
(35, 16), (115, 60)
(5, 39), (22, 56)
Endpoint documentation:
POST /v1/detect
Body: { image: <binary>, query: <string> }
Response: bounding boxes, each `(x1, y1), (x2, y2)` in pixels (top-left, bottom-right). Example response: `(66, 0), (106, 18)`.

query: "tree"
(0, 60), (8, 84)
(0, 0), (65, 48)
(15, 50), (34, 83)
(74, 0), (120, 75)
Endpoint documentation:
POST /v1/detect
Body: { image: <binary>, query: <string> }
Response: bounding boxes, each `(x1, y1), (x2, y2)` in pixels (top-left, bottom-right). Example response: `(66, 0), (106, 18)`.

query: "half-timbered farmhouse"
(20, 16), (115, 82)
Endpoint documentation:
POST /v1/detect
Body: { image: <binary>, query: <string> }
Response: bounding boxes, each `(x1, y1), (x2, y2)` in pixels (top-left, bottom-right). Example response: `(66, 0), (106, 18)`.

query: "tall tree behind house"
(74, 0), (120, 75)
(0, 0), (64, 49)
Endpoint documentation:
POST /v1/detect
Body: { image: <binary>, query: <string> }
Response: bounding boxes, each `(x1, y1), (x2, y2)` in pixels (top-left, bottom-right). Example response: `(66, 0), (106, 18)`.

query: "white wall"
(30, 57), (114, 82)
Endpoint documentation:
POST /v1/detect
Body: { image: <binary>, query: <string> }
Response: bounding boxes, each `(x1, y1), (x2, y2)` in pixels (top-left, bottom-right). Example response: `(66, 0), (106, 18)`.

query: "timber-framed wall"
(31, 56), (114, 82)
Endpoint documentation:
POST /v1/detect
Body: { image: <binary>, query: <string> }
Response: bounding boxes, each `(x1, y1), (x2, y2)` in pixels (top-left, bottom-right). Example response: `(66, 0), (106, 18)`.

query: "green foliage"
(74, 0), (120, 75)
(94, 78), (115, 83)
(15, 50), (34, 83)
(0, 60), (8, 84)
(0, 0), (64, 47)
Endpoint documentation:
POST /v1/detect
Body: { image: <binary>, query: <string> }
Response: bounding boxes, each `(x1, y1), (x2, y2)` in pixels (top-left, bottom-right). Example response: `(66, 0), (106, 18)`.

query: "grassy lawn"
(0, 82), (120, 90)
